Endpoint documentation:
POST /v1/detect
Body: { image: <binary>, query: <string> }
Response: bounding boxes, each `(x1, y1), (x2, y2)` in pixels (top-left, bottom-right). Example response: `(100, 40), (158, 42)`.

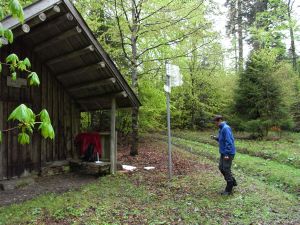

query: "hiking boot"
(220, 190), (232, 196)
(233, 178), (237, 187)
(226, 181), (234, 192)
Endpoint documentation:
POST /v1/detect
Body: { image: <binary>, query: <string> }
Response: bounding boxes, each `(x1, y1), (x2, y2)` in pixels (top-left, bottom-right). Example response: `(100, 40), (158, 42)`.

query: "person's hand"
(224, 156), (230, 160)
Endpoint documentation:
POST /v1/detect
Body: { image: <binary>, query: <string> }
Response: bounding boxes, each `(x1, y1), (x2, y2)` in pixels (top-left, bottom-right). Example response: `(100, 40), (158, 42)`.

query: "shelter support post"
(110, 98), (117, 174)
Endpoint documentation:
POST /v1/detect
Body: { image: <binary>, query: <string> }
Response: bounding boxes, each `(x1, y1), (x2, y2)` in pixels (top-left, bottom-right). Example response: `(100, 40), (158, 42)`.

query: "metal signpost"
(165, 63), (182, 179)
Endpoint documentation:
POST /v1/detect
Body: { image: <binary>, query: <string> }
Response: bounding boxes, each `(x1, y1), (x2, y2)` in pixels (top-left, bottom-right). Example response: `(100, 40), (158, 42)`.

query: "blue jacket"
(217, 122), (236, 156)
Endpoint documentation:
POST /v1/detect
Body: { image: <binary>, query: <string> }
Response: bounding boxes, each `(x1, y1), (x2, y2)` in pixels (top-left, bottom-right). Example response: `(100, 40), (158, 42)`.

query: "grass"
(0, 137), (299, 224)
(155, 134), (300, 194)
(172, 130), (300, 168)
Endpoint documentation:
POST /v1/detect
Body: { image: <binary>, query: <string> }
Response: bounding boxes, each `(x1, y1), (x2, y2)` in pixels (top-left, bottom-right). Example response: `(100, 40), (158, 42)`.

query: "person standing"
(211, 115), (237, 195)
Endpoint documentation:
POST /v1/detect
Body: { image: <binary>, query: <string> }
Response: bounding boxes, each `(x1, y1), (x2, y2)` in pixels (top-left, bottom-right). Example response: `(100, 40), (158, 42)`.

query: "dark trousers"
(219, 155), (236, 192)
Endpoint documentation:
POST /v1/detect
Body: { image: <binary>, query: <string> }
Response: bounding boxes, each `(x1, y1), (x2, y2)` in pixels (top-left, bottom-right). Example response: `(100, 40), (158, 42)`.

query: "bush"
(245, 119), (266, 138)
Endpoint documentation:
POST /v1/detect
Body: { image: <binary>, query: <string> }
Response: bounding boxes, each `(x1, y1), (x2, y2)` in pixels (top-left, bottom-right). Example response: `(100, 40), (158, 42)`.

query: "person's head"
(213, 115), (223, 127)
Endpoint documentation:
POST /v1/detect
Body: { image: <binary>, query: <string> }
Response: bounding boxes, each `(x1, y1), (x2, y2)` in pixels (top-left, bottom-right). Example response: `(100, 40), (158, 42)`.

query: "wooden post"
(0, 101), (3, 179)
(110, 98), (117, 174)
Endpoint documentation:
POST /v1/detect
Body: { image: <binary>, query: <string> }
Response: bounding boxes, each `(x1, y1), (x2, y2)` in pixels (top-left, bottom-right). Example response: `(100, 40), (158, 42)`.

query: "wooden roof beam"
(2, 0), (61, 29)
(78, 91), (128, 103)
(46, 45), (95, 65)
(63, 0), (141, 108)
(56, 62), (103, 79)
(34, 25), (82, 52)
(68, 77), (116, 92)
(22, 13), (74, 41)
(8, 5), (64, 39)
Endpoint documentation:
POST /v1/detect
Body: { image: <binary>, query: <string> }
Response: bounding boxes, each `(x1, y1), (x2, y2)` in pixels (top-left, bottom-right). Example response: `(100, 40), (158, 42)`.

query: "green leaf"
(28, 72), (40, 86)
(9, 0), (25, 22)
(0, 64), (2, 73)
(18, 132), (30, 145)
(40, 109), (51, 123)
(11, 72), (17, 81)
(0, 23), (4, 36)
(27, 107), (36, 124)
(6, 53), (19, 65)
(0, 7), (4, 20)
(17, 61), (27, 71)
(39, 122), (55, 139)
(0, 131), (2, 144)
(23, 58), (31, 68)
(4, 29), (13, 44)
(8, 104), (31, 123)
(26, 127), (33, 134)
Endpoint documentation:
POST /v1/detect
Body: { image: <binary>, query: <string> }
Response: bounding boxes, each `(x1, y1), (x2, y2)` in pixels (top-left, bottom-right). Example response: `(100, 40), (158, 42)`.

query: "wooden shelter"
(0, 0), (140, 180)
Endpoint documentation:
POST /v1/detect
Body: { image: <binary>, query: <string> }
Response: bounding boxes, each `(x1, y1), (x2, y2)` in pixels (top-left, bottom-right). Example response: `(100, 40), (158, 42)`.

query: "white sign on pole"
(166, 63), (183, 87)
(164, 85), (171, 93)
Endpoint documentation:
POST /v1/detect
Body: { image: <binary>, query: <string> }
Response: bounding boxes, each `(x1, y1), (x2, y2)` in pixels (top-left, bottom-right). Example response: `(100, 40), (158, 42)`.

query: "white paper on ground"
(122, 165), (137, 171)
(144, 167), (155, 170)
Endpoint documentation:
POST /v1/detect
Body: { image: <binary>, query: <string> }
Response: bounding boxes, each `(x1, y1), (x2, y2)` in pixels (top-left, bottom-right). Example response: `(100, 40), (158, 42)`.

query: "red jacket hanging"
(75, 132), (102, 158)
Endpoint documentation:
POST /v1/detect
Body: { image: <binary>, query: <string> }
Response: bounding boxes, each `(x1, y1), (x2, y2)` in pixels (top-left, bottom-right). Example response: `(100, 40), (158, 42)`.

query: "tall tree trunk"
(287, 1), (297, 72)
(253, 0), (268, 50)
(190, 71), (196, 129)
(130, 0), (139, 156)
(189, 43), (196, 129)
(233, 32), (238, 74)
(237, 0), (243, 71)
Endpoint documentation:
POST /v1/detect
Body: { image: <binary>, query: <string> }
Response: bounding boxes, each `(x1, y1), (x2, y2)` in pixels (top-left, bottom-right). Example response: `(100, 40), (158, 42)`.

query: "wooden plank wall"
(0, 42), (81, 180)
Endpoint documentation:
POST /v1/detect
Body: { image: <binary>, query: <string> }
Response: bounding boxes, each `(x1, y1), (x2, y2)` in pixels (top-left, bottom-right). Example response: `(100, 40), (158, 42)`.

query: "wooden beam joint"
(46, 45), (95, 66)
(78, 91), (127, 103)
(34, 26), (82, 52)
(68, 77), (116, 92)
(56, 62), (106, 80)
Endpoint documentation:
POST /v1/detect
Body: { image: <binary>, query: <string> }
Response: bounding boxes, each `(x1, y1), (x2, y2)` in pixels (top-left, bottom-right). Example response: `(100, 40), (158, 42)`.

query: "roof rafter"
(46, 45), (95, 65)
(68, 77), (116, 92)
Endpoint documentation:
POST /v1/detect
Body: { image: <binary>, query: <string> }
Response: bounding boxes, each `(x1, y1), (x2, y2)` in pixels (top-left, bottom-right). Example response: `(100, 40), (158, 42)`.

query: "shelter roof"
(1, 0), (141, 111)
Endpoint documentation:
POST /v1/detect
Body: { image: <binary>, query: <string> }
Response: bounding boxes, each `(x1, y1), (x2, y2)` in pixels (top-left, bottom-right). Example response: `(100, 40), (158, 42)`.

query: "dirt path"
(0, 173), (98, 207)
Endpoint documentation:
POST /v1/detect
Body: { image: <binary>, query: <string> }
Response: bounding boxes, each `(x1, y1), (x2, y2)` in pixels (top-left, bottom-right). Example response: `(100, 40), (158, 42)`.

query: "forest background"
(6, 0), (300, 154)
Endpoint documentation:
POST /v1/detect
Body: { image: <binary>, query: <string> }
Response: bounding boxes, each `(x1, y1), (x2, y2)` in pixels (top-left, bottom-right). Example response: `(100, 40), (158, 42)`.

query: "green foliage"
(244, 119), (267, 138)
(9, 0), (25, 22)
(139, 80), (166, 131)
(18, 132), (30, 145)
(28, 72), (40, 86)
(0, 0), (54, 145)
(6, 53), (19, 65)
(23, 57), (31, 68)
(0, 7), (4, 20)
(4, 29), (14, 43)
(38, 122), (55, 140)
(38, 109), (55, 139)
(40, 109), (51, 123)
(0, 22), (4, 36)
(234, 49), (294, 135)
(8, 104), (34, 123)
(11, 71), (16, 80)
(4, 104), (54, 144)
(76, 0), (230, 132)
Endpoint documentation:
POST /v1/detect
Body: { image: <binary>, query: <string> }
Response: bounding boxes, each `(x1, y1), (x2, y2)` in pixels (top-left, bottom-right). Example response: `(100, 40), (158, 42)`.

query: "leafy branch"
(0, 0), (55, 145)
(1, 54), (40, 85)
